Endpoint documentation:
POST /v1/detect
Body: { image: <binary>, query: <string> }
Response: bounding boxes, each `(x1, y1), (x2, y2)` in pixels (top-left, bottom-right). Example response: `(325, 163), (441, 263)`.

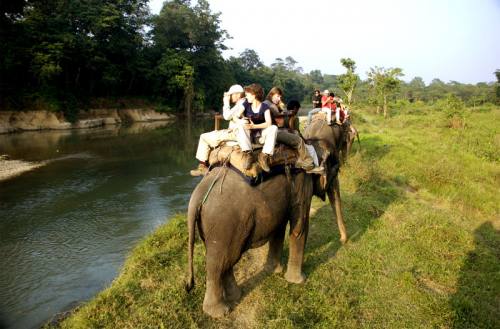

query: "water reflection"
(0, 118), (213, 329)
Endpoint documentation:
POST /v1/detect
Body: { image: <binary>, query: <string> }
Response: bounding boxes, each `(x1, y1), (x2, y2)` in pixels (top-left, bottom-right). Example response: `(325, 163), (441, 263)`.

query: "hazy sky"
(149, 0), (500, 84)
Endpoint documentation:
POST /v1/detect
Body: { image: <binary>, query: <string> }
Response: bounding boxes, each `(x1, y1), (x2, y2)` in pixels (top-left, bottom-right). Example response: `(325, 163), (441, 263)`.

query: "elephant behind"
(303, 117), (348, 244)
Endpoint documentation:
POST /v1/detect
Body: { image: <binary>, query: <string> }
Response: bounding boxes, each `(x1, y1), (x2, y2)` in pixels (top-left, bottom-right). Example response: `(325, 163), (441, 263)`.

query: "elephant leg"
(327, 177), (348, 244)
(264, 222), (286, 273)
(203, 250), (230, 318)
(284, 223), (308, 284)
(222, 267), (241, 302)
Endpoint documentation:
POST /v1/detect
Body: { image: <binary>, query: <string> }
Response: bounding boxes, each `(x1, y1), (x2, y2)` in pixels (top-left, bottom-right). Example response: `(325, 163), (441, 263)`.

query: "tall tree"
(152, 0), (228, 113)
(337, 57), (359, 105)
(407, 77), (426, 102)
(239, 49), (263, 71)
(367, 66), (404, 117)
(495, 69), (500, 104)
(309, 70), (324, 86)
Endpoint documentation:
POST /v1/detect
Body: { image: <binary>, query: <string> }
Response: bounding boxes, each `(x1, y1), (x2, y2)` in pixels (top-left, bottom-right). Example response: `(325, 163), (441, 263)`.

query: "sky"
(148, 0), (500, 84)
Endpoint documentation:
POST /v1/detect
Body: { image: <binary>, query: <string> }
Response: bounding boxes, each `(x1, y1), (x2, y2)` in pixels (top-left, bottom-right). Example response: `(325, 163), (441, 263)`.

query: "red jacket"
(321, 95), (336, 110)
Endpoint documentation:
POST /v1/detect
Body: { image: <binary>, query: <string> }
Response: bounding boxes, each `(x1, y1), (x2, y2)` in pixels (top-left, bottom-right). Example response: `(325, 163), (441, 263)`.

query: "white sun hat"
(227, 84), (244, 94)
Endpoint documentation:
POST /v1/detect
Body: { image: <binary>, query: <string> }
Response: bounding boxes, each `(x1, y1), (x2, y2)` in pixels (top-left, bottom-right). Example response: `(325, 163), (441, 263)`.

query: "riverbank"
(0, 108), (175, 134)
(48, 106), (499, 328)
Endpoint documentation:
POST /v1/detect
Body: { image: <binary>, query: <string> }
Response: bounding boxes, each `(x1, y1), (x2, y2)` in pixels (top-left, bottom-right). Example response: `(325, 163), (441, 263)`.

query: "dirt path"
(223, 205), (321, 328)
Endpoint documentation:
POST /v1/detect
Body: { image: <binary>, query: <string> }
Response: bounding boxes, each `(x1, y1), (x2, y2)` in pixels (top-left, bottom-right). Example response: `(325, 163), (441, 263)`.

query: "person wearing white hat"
(190, 84), (249, 176)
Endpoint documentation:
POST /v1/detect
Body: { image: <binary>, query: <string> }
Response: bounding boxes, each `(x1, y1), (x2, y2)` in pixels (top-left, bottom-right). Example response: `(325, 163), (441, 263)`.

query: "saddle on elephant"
(311, 111), (334, 124)
(208, 142), (299, 178)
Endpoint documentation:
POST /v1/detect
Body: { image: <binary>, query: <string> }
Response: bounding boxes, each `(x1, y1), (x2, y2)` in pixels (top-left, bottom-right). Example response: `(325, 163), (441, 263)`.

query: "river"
(0, 118), (213, 329)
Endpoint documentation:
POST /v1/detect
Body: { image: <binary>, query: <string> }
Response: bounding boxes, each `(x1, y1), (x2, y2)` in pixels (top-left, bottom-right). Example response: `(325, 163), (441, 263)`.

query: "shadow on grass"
(302, 134), (404, 275)
(450, 222), (500, 329)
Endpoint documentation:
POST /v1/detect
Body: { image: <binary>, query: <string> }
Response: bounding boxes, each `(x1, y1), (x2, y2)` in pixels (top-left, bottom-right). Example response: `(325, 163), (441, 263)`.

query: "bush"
(434, 94), (468, 128)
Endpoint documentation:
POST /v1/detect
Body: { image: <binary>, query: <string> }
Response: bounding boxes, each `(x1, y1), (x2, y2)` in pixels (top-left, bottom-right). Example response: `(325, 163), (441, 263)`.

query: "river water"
(0, 118), (213, 329)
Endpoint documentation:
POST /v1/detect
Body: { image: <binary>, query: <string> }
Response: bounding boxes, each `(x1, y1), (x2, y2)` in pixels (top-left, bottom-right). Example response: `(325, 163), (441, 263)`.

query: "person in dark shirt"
(312, 90), (322, 109)
(239, 83), (278, 172)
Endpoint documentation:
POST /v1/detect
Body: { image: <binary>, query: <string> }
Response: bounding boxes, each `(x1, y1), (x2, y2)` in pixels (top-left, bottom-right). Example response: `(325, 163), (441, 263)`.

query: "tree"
(495, 69), (500, 104)
(407, 77), (426, 102)
(239, 49), (263, 71)
(152, 0), (228, 113)
(337, 58), (359, 105)
(309, 70), (324, 86)
(367, 66), (404, 118)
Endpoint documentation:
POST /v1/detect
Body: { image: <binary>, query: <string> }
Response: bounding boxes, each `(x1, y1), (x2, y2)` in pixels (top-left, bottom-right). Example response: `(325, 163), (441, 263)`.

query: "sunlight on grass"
(50, 107), (500, 329)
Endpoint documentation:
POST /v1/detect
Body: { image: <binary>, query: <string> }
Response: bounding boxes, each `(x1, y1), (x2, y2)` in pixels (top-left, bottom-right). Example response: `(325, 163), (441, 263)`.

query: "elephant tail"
(185, 202), (201, 292)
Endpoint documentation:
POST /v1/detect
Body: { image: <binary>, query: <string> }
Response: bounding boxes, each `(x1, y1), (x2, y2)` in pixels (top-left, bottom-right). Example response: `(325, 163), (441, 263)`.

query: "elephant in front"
(185, 126), (347, 318)
(185, 165), (313, 317)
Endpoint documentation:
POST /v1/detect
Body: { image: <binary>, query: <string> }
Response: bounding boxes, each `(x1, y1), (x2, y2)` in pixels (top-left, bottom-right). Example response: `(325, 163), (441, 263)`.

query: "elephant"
(185, 123), (348, 318)
(342, 123), (360, 162)
(303, 117), (348, 244)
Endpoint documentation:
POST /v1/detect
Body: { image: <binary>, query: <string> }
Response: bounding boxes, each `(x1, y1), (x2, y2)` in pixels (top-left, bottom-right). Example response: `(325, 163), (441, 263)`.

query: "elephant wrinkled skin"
(186, 167), (313, 317)
(186, 120), (348, 318)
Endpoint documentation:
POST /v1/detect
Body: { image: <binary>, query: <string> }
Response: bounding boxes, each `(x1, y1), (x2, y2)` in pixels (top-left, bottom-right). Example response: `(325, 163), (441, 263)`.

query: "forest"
(1, 0), (499, 119)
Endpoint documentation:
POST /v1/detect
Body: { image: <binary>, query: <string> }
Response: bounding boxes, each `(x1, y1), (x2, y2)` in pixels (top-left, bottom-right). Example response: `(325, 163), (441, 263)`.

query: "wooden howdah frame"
(214, 113), (298, 131)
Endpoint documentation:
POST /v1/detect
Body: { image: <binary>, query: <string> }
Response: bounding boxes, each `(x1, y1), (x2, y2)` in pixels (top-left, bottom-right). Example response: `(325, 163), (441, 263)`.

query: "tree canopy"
(0, 1), (497, 115)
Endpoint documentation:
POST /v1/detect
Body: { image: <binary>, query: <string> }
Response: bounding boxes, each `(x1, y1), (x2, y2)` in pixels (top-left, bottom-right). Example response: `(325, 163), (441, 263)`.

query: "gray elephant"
(341, 123), (360, 163)
(185, 125), (347, 318)
(303, 117), (348, 244)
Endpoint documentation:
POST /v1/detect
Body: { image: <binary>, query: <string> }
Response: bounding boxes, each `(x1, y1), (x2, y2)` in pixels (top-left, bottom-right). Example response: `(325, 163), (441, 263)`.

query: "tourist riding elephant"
(185, 126), (347, 318)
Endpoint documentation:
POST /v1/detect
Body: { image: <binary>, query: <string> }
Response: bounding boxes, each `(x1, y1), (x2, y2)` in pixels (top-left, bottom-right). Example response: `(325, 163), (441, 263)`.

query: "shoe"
(306, 165), (324, 175)
(258, 152), (271, 172)
(190, 163), (209, 177)
(242, 151), (254, 170)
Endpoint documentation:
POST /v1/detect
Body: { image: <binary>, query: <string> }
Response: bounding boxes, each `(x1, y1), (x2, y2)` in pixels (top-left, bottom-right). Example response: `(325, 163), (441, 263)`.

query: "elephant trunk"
(185, 203), (201, 292)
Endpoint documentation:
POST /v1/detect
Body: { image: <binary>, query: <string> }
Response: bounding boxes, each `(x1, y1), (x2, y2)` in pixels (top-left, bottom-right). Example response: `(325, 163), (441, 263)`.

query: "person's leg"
(276, 131), (314, 170)
(257, 125), (277, 172)
(192, 130), (232, 176)
(234, 123), (252, 152)
(260, 125), (278, 155)
(195, 130), (230, 162)
(234, 123), (254, 169)
(307, 108), (320, 124)
(322, 108), (332, 125)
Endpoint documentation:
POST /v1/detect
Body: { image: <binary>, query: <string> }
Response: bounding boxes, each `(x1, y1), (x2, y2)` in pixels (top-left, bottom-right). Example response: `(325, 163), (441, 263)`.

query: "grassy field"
(50, 105), (499, 328)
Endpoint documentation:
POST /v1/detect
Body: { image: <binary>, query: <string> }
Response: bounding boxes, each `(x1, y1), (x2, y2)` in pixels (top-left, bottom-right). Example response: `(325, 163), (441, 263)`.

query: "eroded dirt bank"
(0, 109), (175, 134)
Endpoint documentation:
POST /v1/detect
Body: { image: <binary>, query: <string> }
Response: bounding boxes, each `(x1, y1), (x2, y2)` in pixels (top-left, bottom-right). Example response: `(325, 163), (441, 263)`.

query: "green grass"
(50, 107), (500, 328)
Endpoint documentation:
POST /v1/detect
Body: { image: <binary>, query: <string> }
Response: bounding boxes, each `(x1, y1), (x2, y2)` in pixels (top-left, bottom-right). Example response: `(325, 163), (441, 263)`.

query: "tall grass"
(50, 106), (499, 328)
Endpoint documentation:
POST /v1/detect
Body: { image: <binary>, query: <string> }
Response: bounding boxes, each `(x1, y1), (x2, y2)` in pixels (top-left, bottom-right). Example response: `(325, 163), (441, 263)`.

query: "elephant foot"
(284, 270), (306, 284)
(203, 301), (230, 318)
(224, 285), (242, 302)
(264, 262), (284, 274)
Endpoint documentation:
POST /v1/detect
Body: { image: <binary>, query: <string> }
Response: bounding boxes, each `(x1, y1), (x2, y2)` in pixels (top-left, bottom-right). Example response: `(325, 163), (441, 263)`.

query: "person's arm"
(223, 98), (245, 121)
(222, 94), (232, 120)
(321, 97), (329, 107)
(247, 109), (272, 130)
